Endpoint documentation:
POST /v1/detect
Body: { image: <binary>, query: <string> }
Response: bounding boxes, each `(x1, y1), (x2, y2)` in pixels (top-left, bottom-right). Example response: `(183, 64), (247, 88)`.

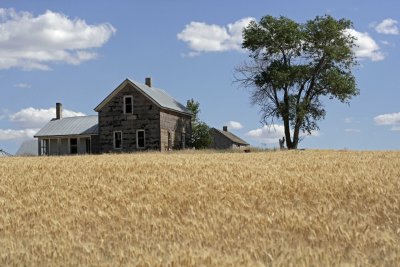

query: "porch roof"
(34, 115), (98, 137)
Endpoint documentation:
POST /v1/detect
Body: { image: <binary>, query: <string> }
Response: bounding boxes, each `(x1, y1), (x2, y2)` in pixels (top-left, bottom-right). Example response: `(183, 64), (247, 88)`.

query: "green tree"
(186, 99), (212, 149)
(235, 15), (359, 149)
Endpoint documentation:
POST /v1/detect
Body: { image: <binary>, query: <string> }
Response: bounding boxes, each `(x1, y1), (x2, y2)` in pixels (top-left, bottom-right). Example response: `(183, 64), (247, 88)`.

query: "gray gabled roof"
(16, 139), (38, 156)
(34, 115), (98, 137)
(211, 128), (250, 146)
(94, 78), (191, 115)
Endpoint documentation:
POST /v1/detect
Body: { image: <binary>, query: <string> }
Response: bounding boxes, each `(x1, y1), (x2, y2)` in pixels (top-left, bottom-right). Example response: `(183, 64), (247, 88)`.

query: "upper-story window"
(124, 95), (133, 114)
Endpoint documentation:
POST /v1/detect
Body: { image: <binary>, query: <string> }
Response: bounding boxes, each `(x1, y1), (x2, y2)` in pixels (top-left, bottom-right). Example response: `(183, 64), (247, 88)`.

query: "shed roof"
(16, 139), (38, 156)
(211, 128), (249, 146)
(94, 78), (191, 115)
(34, 115), (98, 137)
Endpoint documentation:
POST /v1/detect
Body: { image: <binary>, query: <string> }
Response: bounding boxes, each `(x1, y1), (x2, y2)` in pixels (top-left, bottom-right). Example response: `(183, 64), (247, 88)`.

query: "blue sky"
(0, 0), (399, 153)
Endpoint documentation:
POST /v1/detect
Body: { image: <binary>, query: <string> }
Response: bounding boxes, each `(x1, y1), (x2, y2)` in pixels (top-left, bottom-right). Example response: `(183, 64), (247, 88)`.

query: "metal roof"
(16, 139), (38, 156)
(34, 115), (98, 137)
(211, 128), (250, 146)
(94, 78), (191, 115)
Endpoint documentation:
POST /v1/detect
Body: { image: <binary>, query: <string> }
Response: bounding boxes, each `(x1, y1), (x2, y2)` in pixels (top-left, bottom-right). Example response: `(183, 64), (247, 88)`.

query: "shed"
(209, 126), (249, 149)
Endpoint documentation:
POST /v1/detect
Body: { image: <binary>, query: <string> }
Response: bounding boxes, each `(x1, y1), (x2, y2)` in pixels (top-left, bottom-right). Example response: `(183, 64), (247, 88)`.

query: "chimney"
(145, 77), (152, 87)
(56, 103), (62, 120)
(223, 126), (228, 132)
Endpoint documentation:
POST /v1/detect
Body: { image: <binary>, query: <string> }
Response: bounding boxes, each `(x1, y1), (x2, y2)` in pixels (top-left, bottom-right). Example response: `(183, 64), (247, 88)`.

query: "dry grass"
(0, 150), (399, 266)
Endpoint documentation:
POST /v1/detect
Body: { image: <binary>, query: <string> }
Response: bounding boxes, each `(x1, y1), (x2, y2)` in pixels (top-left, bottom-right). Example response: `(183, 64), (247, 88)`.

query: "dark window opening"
(167, 131), (172, 150)
(137, 130), (145, 149)
(124, 96), (133, 114)
(70, 138), (78, 154)
(85, 139), (91, 154)
(114, 131), (122, 149)
(181, 133), (186, 149)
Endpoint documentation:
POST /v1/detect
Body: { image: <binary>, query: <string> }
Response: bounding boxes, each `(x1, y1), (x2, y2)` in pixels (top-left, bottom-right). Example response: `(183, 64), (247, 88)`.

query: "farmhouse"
(209, 126), (249, 149)
(34, 78), (192, 155)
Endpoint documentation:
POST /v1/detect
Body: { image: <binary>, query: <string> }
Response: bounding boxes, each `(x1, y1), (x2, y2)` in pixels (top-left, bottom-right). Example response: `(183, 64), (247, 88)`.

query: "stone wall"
(210, 129), (235, 149)
(160, 110), (191, 150)
(98, 83), (161, 152)
(90, 135), (100, 154)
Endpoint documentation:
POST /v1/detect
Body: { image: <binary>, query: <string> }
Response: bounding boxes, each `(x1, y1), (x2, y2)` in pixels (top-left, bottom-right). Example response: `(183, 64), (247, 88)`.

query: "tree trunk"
(283, 117), (294, 149)
(292, 124), (301, 149)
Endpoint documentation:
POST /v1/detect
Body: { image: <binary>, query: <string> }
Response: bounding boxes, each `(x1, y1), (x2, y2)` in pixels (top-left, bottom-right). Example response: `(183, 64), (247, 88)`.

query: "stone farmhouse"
(34, 78), (192, 155)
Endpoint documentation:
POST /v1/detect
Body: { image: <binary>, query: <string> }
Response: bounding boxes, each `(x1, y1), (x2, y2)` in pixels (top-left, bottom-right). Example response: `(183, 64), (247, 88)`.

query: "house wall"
(60, 138), (69, 155)
(91, 135), (100, 154)
(160, 110), (191, 150)
(210, 129), (235, 149)
(50, 139), (58, 155)
(98, 83), (161, 152)
(78, 138), (88, 154)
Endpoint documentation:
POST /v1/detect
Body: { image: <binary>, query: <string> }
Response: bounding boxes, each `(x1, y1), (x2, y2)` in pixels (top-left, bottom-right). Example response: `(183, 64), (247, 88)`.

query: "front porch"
(38, 136), (94, 156)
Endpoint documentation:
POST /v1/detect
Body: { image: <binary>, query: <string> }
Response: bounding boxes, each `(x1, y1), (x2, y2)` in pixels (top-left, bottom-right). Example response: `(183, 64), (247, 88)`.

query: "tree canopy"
(186, 99), (212, 149)
(236, 15), (359, 149)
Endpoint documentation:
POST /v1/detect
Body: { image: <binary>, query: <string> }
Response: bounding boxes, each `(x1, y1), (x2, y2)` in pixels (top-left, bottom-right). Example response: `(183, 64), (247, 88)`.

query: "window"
(124, 96), (133, 114)
(136, 130), (145, 149)
(181, 133), (186, 149)
(70, 138), (78, 154)
(40, 139), (49, 155)
(85, 138), (91, 154)
(167, 131), (172, 150)
(114, 131), (122, 149)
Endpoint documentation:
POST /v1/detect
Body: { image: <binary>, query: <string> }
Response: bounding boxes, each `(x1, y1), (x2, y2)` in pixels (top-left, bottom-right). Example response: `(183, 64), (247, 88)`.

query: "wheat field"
(0, 150), (399, 266)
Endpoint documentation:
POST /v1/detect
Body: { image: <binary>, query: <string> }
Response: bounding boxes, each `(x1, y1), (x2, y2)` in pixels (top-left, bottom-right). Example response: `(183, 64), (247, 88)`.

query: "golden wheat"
(0, 150), (399, 266)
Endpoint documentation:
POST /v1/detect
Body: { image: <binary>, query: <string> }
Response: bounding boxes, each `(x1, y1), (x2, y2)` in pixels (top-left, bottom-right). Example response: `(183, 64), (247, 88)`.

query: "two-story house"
(34, 78), (192, 155)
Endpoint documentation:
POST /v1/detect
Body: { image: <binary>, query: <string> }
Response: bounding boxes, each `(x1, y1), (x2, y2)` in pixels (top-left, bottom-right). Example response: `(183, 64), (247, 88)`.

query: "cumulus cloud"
(345, 29), (385, 61)
(227, 121), (243, 130)
(375, 19), (399, 35)
(0, 8), (116, 70)
(374, 112), (400, 130)
(9, 107), (86, 128)
(177, 17), (255, 55)
(0, 128), (39, 140)
(245, 124), (318, 144)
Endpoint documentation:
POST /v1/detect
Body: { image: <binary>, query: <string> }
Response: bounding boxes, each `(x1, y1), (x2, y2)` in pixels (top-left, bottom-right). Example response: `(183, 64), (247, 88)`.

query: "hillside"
(0, 150), (399, 266)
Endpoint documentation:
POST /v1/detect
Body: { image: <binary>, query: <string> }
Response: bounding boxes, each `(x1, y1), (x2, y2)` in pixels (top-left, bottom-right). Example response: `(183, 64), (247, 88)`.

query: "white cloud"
(14, 83), (31, 88)
(0, 128), (39, 140)
(344, 29), (384, 61)
(375, 19), (399, 35)
(9, 107), (86, 128)
(177, 17), (255, 55)
(344, 128), (361, 133)
(246, 124), (285, 144)
(227, 121), (243, 130)
(245, 124), (318, 144)
(0, 8), (116, 70)
(374, 112), (400, 130)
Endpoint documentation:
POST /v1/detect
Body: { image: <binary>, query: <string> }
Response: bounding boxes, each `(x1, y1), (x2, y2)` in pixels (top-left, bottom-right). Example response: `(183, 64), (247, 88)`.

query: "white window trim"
(136, 129), (145, 149)
(114, 131), (123, 149)
(123, 95), (133, 114)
